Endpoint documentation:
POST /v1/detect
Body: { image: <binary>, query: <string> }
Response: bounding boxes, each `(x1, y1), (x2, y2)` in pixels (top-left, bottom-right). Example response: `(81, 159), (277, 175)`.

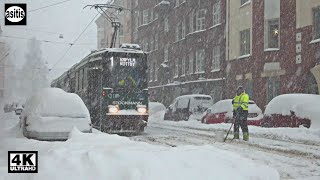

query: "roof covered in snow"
(265, 94), (320, 129)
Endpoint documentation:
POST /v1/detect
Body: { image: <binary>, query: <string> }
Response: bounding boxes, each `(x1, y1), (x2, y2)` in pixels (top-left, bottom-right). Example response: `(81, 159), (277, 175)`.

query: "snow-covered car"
(20, 88), (92, 140)
(3, 102), (17, 113)
(202, 99), (263, 126)
(164, 94), (213, 121)
(261, 94), (320, 129)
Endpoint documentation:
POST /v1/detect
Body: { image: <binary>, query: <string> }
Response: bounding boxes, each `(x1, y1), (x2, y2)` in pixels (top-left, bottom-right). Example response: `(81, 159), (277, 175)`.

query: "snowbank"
(0, 128), (280, 180)
(148, 102), (166, 121)
(265, 94), (320, 129)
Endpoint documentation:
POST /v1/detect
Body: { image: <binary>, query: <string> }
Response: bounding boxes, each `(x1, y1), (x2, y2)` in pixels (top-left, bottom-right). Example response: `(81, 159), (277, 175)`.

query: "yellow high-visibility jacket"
(232, 92), (249, 111)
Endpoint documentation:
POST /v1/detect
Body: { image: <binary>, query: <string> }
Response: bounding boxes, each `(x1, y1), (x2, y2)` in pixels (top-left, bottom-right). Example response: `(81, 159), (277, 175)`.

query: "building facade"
(131, 0), (320, 108)
(95, 0), (132, 49)
(225, 0), (320, 109)
(131, 0), (226, 106)
(0, 25), (9, 98)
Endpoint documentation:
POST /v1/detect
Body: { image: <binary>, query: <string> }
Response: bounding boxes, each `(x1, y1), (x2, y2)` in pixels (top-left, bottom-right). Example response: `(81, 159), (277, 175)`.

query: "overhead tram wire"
(0, 34), (95, 46)
(49, 12), (100, 71)
(28, 0), (72, 13)
(0, 0), (72, 21)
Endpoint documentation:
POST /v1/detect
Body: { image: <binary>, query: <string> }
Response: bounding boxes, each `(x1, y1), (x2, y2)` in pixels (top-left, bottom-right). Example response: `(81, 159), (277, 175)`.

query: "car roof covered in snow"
(209, 99), (262, 114)
(22, 88), (90, 118)
(175, 94), (212, 100)
(265, 94), (320, 128)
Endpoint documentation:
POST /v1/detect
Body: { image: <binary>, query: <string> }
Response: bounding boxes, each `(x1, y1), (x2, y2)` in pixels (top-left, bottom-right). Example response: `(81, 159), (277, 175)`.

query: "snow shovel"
(223, 111), (239, 142)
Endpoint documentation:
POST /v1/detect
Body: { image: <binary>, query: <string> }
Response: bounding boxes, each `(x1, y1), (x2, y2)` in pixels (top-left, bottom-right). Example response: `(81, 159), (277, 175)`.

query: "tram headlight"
(108, 105), (119, 113)
(137, 105), (147, 114)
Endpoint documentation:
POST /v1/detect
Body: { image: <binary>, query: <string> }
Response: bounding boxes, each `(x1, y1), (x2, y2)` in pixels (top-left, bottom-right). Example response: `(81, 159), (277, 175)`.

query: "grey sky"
(0, 0), (109, 80)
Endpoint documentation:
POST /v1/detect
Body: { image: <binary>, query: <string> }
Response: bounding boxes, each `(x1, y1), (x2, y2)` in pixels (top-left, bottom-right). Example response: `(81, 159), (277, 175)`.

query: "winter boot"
(233, 133), (239, 139)
(243, 132), (249, 141)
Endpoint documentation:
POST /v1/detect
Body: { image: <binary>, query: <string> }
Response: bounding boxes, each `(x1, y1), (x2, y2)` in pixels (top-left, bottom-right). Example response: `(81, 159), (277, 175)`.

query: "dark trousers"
(234, 110), (248, 134)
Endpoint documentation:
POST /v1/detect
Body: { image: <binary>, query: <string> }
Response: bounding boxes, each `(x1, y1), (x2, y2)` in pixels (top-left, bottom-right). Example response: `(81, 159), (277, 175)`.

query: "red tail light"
(102, 90), (107, 97)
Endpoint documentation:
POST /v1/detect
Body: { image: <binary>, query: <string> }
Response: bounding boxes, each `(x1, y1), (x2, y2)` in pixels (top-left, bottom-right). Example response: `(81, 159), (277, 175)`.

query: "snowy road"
(131, 121), (320, 179)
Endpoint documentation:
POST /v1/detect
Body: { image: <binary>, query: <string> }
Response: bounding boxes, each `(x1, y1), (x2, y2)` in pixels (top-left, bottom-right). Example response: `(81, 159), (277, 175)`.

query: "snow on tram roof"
(89, 47), (145, 57)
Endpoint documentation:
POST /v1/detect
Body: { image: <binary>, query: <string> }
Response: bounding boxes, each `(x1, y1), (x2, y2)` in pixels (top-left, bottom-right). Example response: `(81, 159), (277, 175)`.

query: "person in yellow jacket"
(232, 86), (249, 141)
(118, 76), (137, 88)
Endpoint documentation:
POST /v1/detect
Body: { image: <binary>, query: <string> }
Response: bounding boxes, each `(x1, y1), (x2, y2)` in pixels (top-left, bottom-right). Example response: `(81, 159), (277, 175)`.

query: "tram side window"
(75, 71), (79, 91)
(79, 68), (83, 90)
(83, 67), (88, 89)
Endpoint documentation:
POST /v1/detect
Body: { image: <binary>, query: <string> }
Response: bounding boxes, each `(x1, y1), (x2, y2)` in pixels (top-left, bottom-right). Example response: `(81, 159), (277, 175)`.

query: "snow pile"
(21, 88), (91, 132)
(0, 128), (280, 180)
(265, 94), (320, 129)
(148, 102), (166, 121)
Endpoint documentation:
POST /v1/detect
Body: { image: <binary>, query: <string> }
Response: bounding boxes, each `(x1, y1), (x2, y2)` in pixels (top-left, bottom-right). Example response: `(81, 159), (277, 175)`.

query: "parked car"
(202, 99), (263, 126)
(3, 102), (17, 113)
(164, 94), (213, 121)
(20, 88), (92, 141)
(261, 94), (320, 128)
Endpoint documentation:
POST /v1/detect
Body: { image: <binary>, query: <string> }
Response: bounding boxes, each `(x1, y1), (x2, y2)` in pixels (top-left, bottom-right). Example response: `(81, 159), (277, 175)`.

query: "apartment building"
(131, 0), (226, 105)
(0, 25), (9, 98)
(225, 0), (320, 109)
(130, 0), (320, 108)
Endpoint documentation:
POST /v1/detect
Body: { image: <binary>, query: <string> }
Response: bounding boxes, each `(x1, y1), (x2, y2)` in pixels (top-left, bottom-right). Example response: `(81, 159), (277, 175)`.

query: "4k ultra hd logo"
(8, 151), (38, 173)
(5, 4), (27, 25)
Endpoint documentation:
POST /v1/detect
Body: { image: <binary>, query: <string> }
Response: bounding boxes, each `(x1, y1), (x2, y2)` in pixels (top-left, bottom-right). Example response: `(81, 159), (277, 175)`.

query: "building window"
(266, 19), (279, 48)
(189, 52), (194, 74)
(241, 0), (250, 6)
(150, 38), (154, 51)
(196, 9), (206, 31)
(213, 1), (221, 26)
(119, 24), (124, 37)
(246, 80), (253, 99)
(175, 19), (186, 41)
(189, 10), (195, 33)
(313, 7), (320, 40)
(212, 46), (220, 71)
(149, 65), (153, 82)
(196, 49), (205, 73)
(135, 12), (139, 31)
(154, 63), (158, 81)
(240, 29), (251, 56)
(155, 33), (159, 50)
(164, 17), (169, 32)
(164, 44), (169, 62)
(174, 60), (179, 78)
(143, 9), (149, 25)
(267, 77), (280, 103)
(181, 57), (186, 76)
